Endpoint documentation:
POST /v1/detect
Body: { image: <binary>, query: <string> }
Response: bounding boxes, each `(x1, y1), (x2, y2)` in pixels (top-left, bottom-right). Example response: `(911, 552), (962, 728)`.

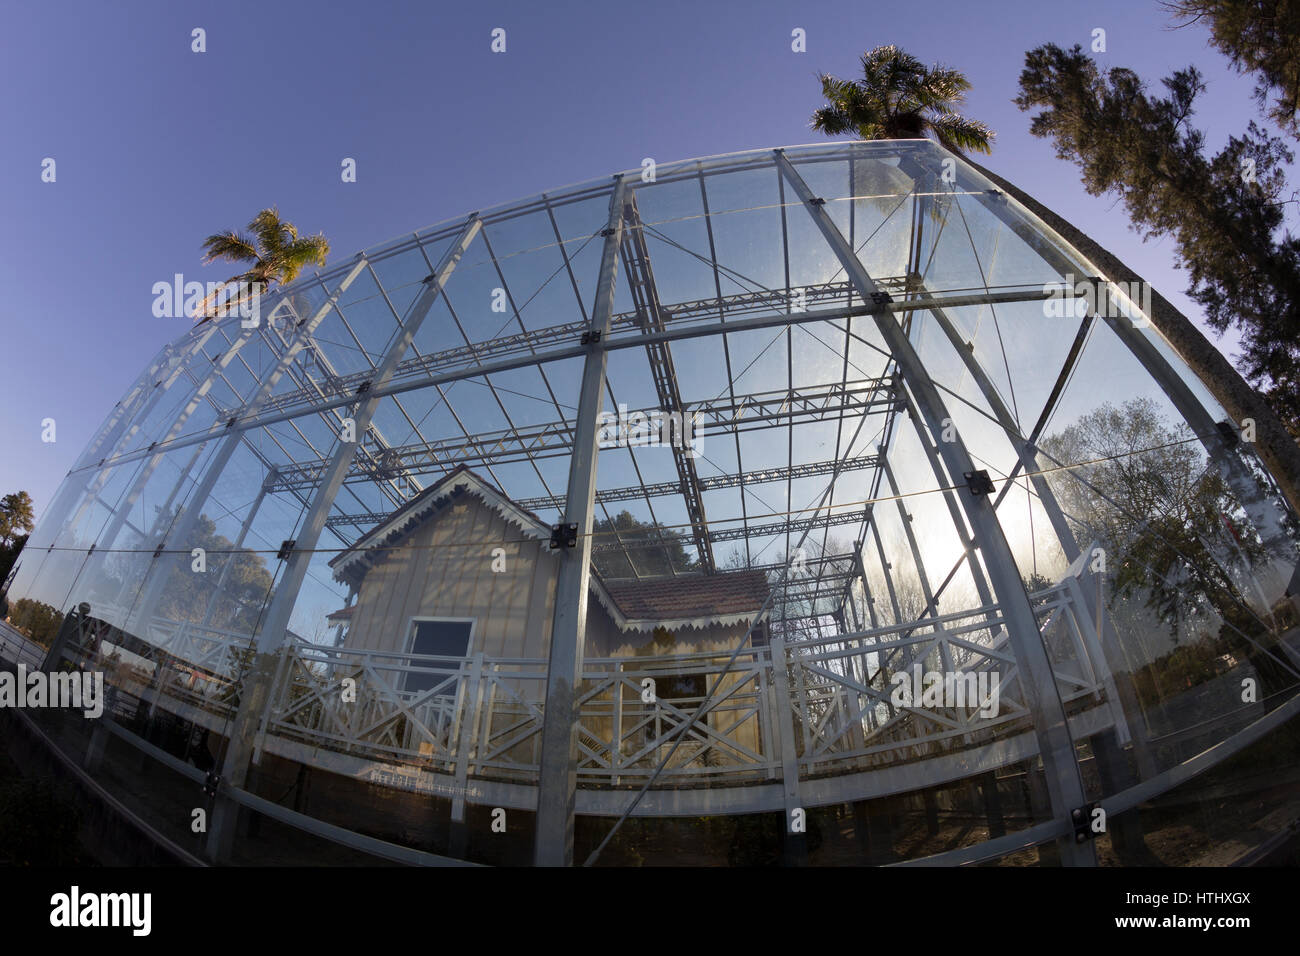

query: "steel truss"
(24, 139), (1300, 870)
(269, 378), (899, 493)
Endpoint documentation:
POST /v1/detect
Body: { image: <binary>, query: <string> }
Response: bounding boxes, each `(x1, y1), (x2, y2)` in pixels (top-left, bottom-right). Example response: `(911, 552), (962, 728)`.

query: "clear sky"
(0, 0), (1286, 519)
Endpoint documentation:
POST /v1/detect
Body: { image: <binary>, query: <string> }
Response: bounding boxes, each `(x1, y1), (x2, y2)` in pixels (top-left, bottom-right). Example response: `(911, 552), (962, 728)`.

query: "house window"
(657, 673), (707, 701)
(404, 618), (473, 697)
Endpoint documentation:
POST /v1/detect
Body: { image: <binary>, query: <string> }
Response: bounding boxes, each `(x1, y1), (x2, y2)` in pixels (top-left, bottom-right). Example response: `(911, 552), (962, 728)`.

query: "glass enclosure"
(4, 139), (1298, 867)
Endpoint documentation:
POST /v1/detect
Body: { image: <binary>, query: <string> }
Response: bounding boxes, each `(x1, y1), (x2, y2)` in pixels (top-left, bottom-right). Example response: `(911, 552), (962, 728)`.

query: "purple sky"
(0, 0), (1284, 519)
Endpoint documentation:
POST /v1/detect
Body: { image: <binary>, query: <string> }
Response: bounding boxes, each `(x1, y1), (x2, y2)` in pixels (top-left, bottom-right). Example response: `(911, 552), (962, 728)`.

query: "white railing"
(0, 620), (46, 669)
(230, 578), (1114, 792)
(68, 564), (1118, 796)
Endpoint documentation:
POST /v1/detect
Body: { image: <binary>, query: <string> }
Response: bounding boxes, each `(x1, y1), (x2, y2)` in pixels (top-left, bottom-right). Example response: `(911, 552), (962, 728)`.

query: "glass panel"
(7, 141), (1298, 868)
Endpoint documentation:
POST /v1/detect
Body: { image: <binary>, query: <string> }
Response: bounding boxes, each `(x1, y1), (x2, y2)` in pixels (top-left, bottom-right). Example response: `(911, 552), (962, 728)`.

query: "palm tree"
(810, 45), (994, 155)
(196, 208), (330, 322)
(806, 45), (1300, 521)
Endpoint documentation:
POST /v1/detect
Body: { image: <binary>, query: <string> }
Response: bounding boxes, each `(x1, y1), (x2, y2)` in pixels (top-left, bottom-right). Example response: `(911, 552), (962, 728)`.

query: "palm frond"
(201, 231), (258, 265)
(810, 44), (996, 155)
(274, 235), (331, 285)
(250, 208), (292, 258)
(928, 112), (996, 155)
(199, 209), (331, 320)
(811, 105), (854, 135)
(914, 66), (972, 110)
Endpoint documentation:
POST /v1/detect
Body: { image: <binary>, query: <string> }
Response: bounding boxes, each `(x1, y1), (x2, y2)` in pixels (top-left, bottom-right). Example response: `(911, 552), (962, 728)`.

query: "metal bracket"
(986, 188), (1005, 201)
(964, 470), (995, 496)
(1215, 419), (1240, 449)
(356, 381), (372, 396)
(1071, 802), (1101, 843)
(225, 417), (237, 429)
(871, 291), (894, 307)
(550, 523), (578, 550)
(277, 540), (296, 561)
(203, 772), (221, 798)
(599, 227), (616, 237)
(580, 330), (601, 346)
(809, 197), (826, 206)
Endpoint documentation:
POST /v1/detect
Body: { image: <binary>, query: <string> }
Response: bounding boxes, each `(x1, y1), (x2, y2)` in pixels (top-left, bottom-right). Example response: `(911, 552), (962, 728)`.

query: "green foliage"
(0, 533), (27, 592)
(1042, 398), (1269, 640)
(590, 510), (697, 578)
(1130, 638), (1222, 707)
(0, 491), (34, 549)
(6, 597), (62, 647)
(152, 513), (273, 633)
(811, 45), (995, 155)
(198, 207), (330, 322)
(1015, 43), (1300, 436)
(1165, 0), (1300, 139)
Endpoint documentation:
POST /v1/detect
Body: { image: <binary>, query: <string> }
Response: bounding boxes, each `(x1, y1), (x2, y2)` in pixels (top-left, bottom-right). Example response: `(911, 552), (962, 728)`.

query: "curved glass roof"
(9, 140), (1298, 867)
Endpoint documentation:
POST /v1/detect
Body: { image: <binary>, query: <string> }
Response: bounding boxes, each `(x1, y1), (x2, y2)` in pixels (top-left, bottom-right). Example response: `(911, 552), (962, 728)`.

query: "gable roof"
(328, 466), (770, 633)
(328, 465), (551, 588)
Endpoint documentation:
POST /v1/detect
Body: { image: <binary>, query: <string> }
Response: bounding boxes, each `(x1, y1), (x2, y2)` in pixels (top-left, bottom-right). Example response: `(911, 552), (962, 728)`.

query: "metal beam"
(127, 259), (371, 641)
(775, 148), (1094, 865)
(620, 193), (715, 571)
(535, 176), (627, 867)
(270, 380), (898, 492)
(78, 287), (1053, 479)
(207, 219), (480, 861)
(325, 456), (881, 531)
(588, 505), (871, 551)
(252, 219), (481, 658)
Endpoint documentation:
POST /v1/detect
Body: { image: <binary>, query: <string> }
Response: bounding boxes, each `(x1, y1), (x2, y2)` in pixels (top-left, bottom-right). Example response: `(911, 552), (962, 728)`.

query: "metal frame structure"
(11, 140), (1300, 868)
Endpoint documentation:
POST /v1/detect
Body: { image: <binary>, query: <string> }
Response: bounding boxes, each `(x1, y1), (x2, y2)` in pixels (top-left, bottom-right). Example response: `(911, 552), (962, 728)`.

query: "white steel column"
(534, 176), (627, 867)
(767, 634), (807, 863)
(777, 149), (1094, 864)
(956, 164), (1294, 588)
(206, 220), (480, 860)
(250, 219), (480, 658)
(129, 260), (370, 637)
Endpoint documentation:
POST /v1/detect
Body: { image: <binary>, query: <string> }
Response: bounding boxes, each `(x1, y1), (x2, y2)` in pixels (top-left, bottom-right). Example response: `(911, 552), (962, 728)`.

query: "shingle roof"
(602, 570), (770, 624)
